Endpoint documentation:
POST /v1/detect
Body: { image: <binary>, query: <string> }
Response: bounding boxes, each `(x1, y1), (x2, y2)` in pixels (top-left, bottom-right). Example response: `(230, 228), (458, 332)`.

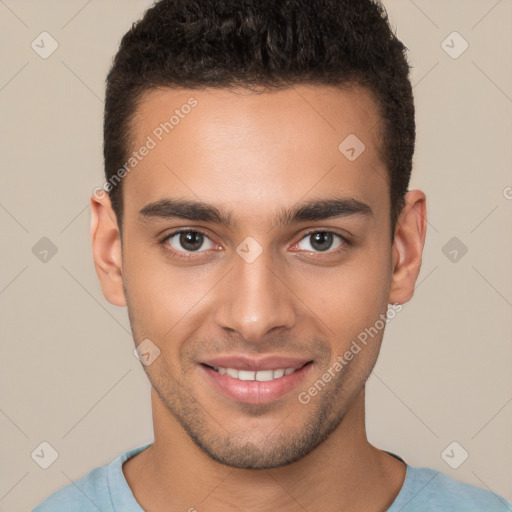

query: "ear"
(90, 191), (126, 307)
(388, 189), (427, 305)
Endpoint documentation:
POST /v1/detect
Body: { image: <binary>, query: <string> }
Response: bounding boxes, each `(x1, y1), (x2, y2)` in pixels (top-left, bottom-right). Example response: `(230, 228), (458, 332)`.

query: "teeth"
(211, 366), (300, 381)
(238, 370), (255, 380)
(255, 370), (274, 381)
(226, 368), (239, 378)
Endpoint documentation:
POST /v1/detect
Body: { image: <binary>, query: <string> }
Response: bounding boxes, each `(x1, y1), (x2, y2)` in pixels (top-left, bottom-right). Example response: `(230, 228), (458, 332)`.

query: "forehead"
(123, 84), (388, 223)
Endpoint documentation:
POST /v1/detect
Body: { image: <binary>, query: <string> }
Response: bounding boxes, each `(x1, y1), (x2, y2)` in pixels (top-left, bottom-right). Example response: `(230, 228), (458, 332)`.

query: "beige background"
(1, 0), (511, 510)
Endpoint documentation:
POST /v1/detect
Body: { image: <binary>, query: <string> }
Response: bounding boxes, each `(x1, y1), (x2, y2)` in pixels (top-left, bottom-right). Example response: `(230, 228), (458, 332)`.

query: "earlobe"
(388, 190), (427, 305)
(90, 192), (127, 307)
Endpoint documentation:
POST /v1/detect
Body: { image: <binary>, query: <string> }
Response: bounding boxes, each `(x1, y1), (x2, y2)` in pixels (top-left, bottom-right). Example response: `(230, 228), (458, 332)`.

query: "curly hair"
(103, 0), (415, 236)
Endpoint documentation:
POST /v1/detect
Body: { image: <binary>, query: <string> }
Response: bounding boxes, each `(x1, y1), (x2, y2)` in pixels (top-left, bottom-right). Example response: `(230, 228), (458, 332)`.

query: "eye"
(295, 231), (348, 253)
(163, 229), (215, 254)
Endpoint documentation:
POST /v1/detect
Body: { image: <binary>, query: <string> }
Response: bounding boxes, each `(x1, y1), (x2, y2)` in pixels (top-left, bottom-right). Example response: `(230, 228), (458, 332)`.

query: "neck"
(124, 387), (406, 512)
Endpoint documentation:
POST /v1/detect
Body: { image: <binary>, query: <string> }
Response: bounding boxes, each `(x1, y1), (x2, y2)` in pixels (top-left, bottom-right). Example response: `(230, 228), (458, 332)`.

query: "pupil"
(180, 232), (203, 251)
(311, 232), (332, 251)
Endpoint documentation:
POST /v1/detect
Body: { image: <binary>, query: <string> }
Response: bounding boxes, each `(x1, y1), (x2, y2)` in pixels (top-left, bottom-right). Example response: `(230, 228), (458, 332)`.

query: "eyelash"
(160, 228), (351, 260)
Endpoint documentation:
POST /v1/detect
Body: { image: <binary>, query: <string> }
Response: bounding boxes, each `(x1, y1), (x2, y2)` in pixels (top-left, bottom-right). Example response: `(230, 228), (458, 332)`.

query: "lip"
(200, 355), (312, 371)
(199, 360), (314, 405)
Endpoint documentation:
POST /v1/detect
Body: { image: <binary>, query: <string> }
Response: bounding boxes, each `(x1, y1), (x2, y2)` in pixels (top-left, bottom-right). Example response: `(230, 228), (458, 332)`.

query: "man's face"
(114, 85), (398, 468)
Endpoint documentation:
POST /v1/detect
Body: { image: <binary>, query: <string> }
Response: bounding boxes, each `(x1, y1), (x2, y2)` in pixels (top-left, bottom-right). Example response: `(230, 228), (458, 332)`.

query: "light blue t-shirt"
(33, 443), (511, 512)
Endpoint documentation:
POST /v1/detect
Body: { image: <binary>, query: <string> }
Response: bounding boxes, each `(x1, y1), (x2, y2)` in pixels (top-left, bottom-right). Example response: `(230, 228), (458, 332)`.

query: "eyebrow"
(138, 196), (373, 228)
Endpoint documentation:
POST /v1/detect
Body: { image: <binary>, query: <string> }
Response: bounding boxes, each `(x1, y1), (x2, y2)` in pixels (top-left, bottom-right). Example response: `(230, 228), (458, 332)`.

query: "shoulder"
(32, 443), (151, 512)
(390, 465), (512, 512)
(32, 465), (112, 512)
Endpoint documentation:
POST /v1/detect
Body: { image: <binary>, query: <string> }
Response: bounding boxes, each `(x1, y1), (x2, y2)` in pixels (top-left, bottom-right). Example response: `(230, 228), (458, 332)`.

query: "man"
(33, 0), (511, 510)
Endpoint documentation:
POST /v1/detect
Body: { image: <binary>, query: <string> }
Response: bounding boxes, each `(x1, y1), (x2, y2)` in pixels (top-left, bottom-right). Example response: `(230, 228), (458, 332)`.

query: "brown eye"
(164, 230), (214, 253)
(296, 231), (346, 253)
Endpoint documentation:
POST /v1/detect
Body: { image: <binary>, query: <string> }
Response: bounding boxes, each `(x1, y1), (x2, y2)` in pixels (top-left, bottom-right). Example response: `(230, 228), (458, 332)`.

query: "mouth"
(202, 361), (310, 381)
(199, 361), (314, 404)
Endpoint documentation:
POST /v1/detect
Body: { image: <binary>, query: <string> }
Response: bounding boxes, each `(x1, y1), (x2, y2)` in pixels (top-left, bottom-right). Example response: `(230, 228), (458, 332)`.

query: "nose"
(214, 246), (297, 343)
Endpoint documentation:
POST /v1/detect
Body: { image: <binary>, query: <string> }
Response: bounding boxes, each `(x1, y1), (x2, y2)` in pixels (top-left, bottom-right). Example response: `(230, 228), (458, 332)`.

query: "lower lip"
(200, 363), (313, 405)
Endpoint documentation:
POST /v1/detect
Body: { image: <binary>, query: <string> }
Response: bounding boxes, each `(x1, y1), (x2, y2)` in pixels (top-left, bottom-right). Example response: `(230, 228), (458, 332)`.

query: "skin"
(91, 84), (426, 511)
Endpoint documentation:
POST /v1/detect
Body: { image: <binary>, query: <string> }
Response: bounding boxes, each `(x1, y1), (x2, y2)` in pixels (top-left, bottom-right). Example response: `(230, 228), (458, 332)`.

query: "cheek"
(306, 248), (392, 344)
(122, 232), (392, 350)
(122, 243), (218, 338)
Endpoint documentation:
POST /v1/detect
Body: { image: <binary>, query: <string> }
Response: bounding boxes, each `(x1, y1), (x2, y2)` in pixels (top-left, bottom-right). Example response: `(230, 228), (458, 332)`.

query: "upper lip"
(200, 355), (312, 371)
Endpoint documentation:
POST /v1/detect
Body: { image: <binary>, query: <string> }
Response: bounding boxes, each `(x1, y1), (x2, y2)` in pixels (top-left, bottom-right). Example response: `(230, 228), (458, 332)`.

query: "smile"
(206, 365), (302, 381)
(200, 361), (313, 404)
